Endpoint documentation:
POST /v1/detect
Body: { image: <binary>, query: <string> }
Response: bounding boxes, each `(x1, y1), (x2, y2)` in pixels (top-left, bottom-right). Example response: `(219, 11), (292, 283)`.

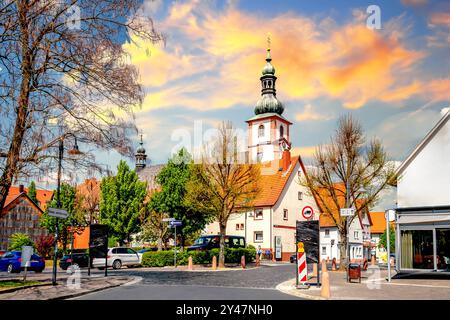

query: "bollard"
(241, 255), (246, 269)
(255, 253), (260, 267)
(311, 263), (318, 277)
(321, 259), (327, 273)
(371, 255), (376, 265)
(331, 258), (337, 271)
(363, 258), (368, 271)
(212, 256), (217, 270)
(188, 256), (193, 271)
(320, 270), (331, 299)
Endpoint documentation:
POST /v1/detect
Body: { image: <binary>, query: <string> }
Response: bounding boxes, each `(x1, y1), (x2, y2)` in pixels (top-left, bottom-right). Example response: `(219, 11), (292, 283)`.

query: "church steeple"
(135, 133), (147, 171)
(255, 35), (284, 115)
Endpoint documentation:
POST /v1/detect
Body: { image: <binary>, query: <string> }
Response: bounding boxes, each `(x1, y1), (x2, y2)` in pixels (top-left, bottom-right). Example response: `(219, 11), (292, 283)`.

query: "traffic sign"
(340, 208), (355, 217)
(48, 207), (68, 219)
(21, 246), (33, 267)
(301, 206), (314, 220)
(169, 220), (182, 227)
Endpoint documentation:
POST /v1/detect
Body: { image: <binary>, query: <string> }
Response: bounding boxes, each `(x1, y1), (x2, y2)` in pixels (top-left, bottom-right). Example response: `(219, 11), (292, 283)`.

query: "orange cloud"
(129, 0), (435, 113)
(430, 12), (450, 26)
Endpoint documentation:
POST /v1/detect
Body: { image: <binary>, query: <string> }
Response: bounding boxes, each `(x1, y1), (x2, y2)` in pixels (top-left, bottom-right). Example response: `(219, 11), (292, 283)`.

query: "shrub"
(8, 233), (34, 251)
(35, 235), (55, 258)
(141, 247), (256, 267)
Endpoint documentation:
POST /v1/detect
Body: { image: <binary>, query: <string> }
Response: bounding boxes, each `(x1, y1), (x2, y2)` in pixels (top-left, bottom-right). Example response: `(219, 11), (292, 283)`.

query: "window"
(283, 209), (288, 220)
(322, 246), (327, 255)
(236, 224), (240, 231)
(255, 209), (263, 220)
(240, 223), (244, 230)
(254, 231), (263, 242)
(354, 231), (359, 239)
(279, 125), (284, 138)
(258, 124), (264, 137)
(298, 192), (303, 200)
(325, 229), (330, 238)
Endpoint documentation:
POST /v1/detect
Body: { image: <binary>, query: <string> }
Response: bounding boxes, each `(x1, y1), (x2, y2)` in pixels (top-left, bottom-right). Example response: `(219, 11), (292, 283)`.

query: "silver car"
(92, 247), (141, 269)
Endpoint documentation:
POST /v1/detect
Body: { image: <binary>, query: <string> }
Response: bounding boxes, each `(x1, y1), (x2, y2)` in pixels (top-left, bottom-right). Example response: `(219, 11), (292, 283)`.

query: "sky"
(30, 0), (450, 208)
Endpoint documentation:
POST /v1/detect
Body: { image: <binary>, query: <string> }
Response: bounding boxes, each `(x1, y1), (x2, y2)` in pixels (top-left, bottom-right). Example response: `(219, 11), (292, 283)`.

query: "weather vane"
(267, 32), (271, 49)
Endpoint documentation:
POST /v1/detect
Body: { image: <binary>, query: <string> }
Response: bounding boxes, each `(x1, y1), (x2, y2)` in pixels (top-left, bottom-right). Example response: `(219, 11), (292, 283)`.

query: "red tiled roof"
(4, 186), (53, 211)
(368, 211), (394, 233)
(252, 155), (300, 207)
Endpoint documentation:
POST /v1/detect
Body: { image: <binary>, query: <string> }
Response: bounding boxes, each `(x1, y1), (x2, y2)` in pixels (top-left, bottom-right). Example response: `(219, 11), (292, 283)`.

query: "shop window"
(437, 229), (450, 270)
(401, 230), (434, 269)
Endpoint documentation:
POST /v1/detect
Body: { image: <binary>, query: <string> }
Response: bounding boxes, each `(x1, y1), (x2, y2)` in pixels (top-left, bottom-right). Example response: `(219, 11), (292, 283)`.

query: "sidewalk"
(0, 272), (135, 300)
(277, 267), (450, 300)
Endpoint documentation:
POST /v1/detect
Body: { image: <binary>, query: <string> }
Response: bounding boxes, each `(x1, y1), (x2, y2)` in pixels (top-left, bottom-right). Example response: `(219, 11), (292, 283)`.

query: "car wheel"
(112, 260), (122, 269)
(7, 264), (14, 273)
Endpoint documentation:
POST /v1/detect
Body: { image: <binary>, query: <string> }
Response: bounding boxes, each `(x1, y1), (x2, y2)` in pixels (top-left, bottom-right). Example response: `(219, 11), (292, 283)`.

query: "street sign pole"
(174, 225), (177, 268)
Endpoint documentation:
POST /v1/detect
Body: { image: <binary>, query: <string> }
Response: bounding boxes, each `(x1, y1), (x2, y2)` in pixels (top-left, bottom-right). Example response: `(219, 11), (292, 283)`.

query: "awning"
(397, 214), (450, 224)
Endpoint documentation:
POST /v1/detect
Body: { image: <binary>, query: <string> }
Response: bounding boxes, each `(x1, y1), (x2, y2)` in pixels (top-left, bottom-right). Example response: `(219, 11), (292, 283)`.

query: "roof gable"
(397, 108), (450, 175)
(2, 192), (44, 215)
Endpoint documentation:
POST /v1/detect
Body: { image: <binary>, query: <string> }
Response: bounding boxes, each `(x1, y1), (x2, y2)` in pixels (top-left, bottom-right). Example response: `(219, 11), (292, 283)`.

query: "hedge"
(141, 246), (256, 267)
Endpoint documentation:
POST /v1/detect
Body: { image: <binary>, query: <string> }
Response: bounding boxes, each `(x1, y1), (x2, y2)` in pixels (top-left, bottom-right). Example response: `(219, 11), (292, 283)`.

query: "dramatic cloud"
(125, 0), (430, 113)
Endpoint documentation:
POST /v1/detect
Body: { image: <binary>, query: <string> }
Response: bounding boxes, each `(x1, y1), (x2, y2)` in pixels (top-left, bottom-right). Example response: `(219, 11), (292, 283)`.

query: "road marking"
(363, 279), (450, 289)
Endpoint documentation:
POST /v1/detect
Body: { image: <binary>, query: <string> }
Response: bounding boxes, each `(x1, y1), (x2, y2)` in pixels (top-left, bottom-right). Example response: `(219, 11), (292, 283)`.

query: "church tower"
(135, 134), (147, 171)
(246, 39), (292, 163)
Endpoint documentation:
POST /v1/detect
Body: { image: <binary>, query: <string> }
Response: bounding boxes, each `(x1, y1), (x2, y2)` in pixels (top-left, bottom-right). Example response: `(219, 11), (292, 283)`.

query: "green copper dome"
(254, 47), (284, 115)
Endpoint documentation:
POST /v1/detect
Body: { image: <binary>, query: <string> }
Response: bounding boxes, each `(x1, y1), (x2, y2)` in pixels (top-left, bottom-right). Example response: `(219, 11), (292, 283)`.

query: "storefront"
(396, 206), (450, 272)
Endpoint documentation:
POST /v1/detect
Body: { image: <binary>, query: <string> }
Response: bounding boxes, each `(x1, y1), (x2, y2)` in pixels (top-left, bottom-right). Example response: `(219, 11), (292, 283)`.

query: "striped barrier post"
(297, 242), (310, 289)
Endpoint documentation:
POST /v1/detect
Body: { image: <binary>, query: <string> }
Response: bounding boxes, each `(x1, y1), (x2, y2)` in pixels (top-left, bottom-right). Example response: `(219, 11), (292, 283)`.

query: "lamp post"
(51, 134), (82, 286)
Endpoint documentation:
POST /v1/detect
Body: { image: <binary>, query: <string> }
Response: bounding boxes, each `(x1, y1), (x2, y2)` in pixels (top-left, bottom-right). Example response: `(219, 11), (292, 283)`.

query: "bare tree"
(301, 115), (396, 270)
(0, 0), (163, 209)
(186, 121), (261, 268)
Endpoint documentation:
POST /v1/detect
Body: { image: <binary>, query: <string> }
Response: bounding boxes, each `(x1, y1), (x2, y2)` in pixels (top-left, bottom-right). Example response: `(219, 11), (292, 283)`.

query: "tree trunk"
(157, 237), (163, 251)
(0, 2), (32, 210)
(339, 228), (348, 271)
(218, 222), (226, 268)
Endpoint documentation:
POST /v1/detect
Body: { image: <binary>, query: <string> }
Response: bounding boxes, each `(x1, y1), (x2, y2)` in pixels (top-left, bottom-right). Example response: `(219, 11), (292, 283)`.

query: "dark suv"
(59, 253), (89, 270)
(187, 235), (246, 251)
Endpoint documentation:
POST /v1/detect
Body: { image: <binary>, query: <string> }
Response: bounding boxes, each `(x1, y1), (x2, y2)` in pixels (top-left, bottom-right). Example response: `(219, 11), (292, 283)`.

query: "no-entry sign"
(302, 206), (314, 220)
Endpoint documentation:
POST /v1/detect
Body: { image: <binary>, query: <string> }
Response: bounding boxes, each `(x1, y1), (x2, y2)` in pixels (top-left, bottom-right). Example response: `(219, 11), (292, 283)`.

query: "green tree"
(148, 148), (214, 248)
(379, 225), (395, 253)
(9, 233), (34, 251)
(99, 160), (147, 245)
(40, 183), (81, 253)
(27, 181), (38, 206)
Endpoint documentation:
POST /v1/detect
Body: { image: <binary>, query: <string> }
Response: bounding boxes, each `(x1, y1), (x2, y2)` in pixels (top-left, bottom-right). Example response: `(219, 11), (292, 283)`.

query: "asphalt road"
(74, 263), (303, 300)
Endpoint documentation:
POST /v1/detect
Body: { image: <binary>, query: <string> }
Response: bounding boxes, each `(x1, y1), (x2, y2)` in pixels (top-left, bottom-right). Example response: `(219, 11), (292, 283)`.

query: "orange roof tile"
(4, 186), (53, 211)
(368, 211), (394, 234)
(253, 155), (300, 207)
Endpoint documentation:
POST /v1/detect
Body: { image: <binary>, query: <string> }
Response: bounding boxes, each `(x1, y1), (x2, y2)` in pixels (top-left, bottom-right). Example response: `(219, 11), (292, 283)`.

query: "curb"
(275, 279), (326, 300)
(50, 276), (139, 300)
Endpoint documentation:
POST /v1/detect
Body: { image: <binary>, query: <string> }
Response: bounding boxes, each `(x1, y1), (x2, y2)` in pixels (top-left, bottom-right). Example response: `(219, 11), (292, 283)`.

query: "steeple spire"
(254, 36), (284, 115)
(135, 132), (147, 171)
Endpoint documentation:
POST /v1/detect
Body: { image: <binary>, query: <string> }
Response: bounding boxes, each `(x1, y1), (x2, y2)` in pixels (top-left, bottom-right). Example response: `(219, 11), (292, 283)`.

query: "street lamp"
(52, 133), (83, 286)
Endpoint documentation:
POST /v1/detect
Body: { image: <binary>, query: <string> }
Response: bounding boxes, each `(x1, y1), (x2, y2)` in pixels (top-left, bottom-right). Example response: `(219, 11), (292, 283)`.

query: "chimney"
(19, 184), (24, 193)
(282, 150), (291, 172)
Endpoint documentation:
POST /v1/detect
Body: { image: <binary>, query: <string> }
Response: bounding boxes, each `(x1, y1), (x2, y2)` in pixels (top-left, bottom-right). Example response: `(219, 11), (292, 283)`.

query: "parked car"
(187, 235), (246, 251)
(92, 247), (140, 270)
(290, 254), (296, 263)
(59, 253), (89, 270)
(0, 251), (45, 273)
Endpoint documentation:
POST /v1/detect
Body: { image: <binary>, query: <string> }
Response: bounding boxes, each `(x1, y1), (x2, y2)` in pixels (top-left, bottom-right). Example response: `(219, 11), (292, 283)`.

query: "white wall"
(397, 118), (450, 207)
(319, 227), (340, 261)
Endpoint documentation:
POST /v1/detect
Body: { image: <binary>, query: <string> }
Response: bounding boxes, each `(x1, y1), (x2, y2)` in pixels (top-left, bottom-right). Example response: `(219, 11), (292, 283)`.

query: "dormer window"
(258, 124), (264, 137)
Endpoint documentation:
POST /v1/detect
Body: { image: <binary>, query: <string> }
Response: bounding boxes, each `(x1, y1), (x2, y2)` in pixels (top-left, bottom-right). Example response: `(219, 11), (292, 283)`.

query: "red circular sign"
(302, 206), (314, 220)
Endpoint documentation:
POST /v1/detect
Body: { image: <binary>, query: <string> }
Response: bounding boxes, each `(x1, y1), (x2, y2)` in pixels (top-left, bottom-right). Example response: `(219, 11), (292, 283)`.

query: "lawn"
(0, 280), (43, 290)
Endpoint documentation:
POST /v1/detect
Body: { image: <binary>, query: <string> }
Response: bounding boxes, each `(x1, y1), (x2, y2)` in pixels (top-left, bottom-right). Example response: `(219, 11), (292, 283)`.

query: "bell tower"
(135, 134), (147, 171)
(247, 36), (292, 163)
